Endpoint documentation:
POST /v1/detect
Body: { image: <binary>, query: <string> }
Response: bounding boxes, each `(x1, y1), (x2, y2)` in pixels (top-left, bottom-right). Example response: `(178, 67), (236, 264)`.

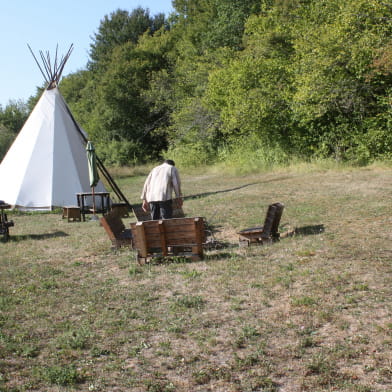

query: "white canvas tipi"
(0, 46), (107, 210)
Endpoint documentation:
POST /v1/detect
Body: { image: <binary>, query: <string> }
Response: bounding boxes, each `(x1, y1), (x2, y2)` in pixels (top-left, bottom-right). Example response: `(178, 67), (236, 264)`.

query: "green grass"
(0, 164), (391, 391)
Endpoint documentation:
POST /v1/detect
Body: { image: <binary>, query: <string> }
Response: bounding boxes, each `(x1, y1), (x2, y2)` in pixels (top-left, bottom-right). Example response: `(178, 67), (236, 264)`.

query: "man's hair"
(164, 159), (175, 166)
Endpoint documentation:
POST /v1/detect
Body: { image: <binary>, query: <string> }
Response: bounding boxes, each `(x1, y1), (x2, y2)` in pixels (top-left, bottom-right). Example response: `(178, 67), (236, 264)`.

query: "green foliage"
(0, 128), (14, 161)
(97, 139), (145, 166)
(170, 295), (205, 310)
(0, 100), (29, 133)
(173, 0), (261, 51)
(167, 139), (215, 168)
(216, 134), (290, 173)
(203, 8), (296, 154)
(59, 70), (95, 130)
(5, 1), (392, 167)
(165, 95), (222, 168)
(0, 100), (29, 161)
(41, 364), (84, 386)
(289, 0), (392, 159)
(56, 327), (92, 350)
(88, 7), (166, 72)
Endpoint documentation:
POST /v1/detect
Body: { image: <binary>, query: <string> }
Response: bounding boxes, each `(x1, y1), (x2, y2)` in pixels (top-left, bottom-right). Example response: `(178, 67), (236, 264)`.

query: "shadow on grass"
(184, 176), (293, 202)
(147, 255), (200, 265)
(294, 224), (325, 236)
(184, 182), (259, 201)
(131, 184), (261, 213)
(6, 231), (69, 242)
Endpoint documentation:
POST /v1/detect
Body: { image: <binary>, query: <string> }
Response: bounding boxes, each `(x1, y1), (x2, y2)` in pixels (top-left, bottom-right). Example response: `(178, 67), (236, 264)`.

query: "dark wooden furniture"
(130, 217), (205, 263)
(238, 202), (284, 246)
(62, 206), (81, 222)
(111, 202), (130, 218)
(100, 211), (133, 249)
(132, 198), (185, 221)
(76, 192), (111, 221)
(0, 203), (14, 241)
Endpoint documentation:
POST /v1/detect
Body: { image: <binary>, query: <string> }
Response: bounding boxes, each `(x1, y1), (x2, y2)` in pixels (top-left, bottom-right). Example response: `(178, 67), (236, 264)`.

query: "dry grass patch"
(0, 166), (391, 391)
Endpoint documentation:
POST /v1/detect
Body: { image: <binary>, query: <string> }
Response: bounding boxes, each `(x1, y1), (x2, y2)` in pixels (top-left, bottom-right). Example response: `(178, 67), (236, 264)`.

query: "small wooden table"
(76, 192), (111, 221)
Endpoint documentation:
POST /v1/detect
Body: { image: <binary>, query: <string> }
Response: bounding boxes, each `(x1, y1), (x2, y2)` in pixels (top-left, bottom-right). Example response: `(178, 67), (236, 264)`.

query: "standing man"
(141, 159), (183, 220)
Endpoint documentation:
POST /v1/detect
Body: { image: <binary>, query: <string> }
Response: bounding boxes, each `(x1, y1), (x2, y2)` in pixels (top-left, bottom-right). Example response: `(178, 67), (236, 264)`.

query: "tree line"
(1, 0), (391, 167)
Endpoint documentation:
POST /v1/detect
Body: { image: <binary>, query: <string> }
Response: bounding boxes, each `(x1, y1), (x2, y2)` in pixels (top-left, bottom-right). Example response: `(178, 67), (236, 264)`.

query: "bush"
(216, 134), (290, 173)
(97, 139), (145, 166)
(0, 128), (15, 161)
(42, 364), (84, 386)
(166, 141), (216, 168)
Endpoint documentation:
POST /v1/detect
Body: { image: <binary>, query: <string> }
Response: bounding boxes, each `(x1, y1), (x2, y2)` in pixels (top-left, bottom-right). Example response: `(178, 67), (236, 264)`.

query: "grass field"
(1, 164), (391, 391)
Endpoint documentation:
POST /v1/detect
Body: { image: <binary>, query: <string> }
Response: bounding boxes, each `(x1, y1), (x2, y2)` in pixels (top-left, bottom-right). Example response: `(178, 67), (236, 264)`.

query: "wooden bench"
(100, 211), (133, 249)
(130, 217), (206, 263)
(238, 202), (284, 246)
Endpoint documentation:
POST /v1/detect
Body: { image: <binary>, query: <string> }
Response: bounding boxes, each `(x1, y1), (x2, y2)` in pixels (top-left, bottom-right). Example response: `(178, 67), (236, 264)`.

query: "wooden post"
(135, 222), (148, 258)
(158, 220), (168, 256)
(193, 217), (204, 259)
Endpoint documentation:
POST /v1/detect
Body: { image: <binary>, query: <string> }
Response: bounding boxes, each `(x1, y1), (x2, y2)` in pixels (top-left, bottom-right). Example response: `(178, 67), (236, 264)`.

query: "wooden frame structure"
(238, 202), (284, 246)
(131, 217), (205, 263)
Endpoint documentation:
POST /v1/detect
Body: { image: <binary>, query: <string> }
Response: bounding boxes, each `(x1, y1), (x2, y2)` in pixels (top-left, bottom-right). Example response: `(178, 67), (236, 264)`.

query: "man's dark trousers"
(149, 200), (173, 220)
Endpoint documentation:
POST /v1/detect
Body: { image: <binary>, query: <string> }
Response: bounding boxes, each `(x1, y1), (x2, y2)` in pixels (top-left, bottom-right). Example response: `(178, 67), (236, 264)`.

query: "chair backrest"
(100, 212), (126, 240)
(131, 217), (205, 257)
(262, 202), (284, 238)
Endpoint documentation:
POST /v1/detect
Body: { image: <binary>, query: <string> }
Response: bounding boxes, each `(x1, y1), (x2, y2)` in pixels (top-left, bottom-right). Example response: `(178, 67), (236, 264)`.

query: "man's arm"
(141, 171), (152, 212)
(172, 167), (183, 206)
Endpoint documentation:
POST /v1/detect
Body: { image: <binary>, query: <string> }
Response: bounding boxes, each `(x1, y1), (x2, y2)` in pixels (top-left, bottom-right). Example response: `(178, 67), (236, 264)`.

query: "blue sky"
(0, 0), (174, 107)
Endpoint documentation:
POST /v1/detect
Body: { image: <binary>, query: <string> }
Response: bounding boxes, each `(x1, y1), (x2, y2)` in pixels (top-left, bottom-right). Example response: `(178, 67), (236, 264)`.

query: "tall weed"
(216, 135), (290, 174)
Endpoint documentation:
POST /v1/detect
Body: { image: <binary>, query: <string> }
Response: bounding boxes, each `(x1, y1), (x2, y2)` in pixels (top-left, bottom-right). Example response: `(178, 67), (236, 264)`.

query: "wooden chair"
(100, 211), (133, 249)
(238, 202), (284, 246)
(130, 217), (206, 263)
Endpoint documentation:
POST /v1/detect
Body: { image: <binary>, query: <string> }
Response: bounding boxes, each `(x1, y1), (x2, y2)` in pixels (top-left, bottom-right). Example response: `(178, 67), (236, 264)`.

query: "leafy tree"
(22, 0), (391, 167)
(0, 126), (14, 162)
(88, 34), (173, 165)
(0, 100), (29, 161)
(59, 70), (97, 133)
(88, 7), (167, 73)
(203, 2), (296, 153)
(161, 0), (264, 164)
(173, 0), (261, 51)
(0, 100), (29, 133)
(290, 0), (392, 160)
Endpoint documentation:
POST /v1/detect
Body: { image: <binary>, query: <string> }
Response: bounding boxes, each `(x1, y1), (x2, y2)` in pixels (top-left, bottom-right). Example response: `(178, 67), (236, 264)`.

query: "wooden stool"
(62, 206), (81, 222)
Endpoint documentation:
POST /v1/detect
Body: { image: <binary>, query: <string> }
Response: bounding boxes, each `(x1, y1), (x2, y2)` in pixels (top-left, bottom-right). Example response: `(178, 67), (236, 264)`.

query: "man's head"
(164, 159), (175, 166)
